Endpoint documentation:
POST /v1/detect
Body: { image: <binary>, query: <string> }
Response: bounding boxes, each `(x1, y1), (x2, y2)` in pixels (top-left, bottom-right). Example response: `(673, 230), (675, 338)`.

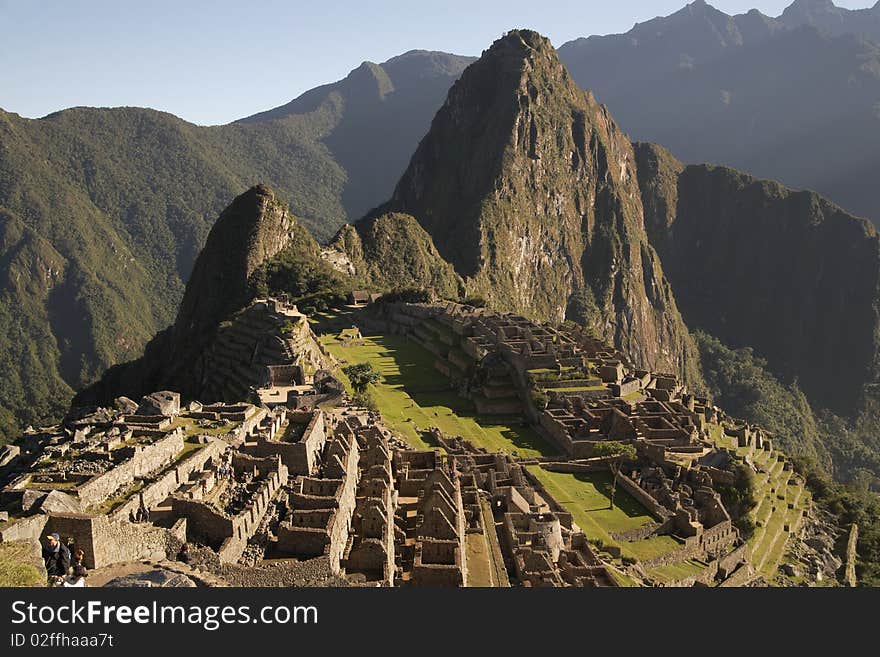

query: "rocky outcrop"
(170, 185), (295, 363)
(329, 213), (463, 299)
(375, 30), (701, 383)
(75, 185), (306, 404)
(635, 142), (880, 413)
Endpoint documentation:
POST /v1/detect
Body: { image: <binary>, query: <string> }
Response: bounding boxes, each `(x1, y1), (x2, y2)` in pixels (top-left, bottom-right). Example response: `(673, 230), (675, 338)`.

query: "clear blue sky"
(0, 0), (872, 125)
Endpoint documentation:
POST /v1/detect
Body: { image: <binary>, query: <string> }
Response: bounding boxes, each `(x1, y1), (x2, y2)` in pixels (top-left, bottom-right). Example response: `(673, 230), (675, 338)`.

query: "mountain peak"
(381, 29), (701, 381)
(172, 184), (295, 348)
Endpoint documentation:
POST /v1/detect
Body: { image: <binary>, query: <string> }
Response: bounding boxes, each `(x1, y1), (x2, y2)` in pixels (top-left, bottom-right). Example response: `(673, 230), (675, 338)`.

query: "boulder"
(114, 396), (139, 414)
(137, 391), (180, 417)
(21, 489), (47, 513)
(38, 490), (82, 515)
(0, 511), (9, 522)
(781, 563), (801, 578)
(822, 552), (843, 574)
(806, 535), (833, 553)
(104, 569), (196, 588)
(187, 400), (203, 413)
(0, 444), (20, 468)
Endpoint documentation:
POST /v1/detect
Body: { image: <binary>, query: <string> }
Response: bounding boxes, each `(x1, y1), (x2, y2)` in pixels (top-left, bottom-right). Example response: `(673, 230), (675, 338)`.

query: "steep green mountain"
(0, 50), (470, 437)
(365, 30), (702, 384)
(635, 142), (880, 416)
(697, 330), (880, 483)
(0, 209), (72, 438)
(75, 185), (322, 404)
(558, 1), (880, 228)
(696, 331), (827, 465)
(329, 213), (463, 299)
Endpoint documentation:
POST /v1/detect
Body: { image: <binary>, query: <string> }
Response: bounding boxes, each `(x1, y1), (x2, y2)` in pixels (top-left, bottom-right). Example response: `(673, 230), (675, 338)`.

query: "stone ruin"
(0, 296), (783, 587)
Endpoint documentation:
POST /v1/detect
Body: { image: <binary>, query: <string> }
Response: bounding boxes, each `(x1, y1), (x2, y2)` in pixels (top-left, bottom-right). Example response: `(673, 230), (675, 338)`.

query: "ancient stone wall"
(251, 411), (326, 475)
(109, 438), (226, 522)
(43, 513), (186, 569)
(0, 514), (48, 543)
(616, 472), (671, 522)
(718, 563), (755, 587)
(77, 431), (185, 508)
(275, 435), (358, 573)
(717, 542), (750, 578)
(172, 461), (287, 563)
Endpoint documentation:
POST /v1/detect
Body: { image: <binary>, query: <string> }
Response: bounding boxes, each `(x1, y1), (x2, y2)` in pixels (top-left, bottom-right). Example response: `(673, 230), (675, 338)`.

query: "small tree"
(342, 362), (380, 394)
(592, 441), (637, 510)
(352, 388), (380, 413)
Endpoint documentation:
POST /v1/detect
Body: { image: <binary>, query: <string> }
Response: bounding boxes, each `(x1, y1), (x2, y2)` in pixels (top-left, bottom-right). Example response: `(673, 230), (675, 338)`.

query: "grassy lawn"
(0, 541), (45, 587)
(624, 535), (683, 561)
(322, 333), (553, 456)
(527, 467), (682, 563)
(529, 469), (656, 535)
(550, 385), (607, 393)
(607, 564), (640, 587)
(647, 559), (707, 583)
(319, 324), (686, 569)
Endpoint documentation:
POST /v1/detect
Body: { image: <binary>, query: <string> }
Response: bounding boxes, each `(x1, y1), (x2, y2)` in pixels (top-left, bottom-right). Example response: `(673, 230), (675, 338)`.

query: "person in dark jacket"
(42, 533), (71, 584)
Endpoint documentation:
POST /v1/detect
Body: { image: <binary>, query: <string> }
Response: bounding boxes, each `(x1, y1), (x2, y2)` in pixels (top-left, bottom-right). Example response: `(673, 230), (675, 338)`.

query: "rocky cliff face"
(75, 185), (305, 403)
(380, 30), (701, 382)
(170, 185), (296, 365)
(636, 142), (880, 413)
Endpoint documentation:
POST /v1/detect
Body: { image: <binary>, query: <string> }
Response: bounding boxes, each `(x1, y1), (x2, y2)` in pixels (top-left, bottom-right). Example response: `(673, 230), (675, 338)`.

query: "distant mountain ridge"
(0, 50), (471, 438)
(635, 142), (880, 415)
(557, 1), (880, 228)
(5, 0), (880, 446)
(74, 26), (880, 483)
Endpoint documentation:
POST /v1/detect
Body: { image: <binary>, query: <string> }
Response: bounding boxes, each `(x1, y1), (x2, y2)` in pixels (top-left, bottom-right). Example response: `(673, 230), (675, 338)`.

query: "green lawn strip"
(624, 535), (684, 561)
(465, 533), (494, 587)
(528, 469), (655, 535)
(527, 467), (620, 549)
(87, 479), (146, 515)
(758, 509), (798, 578)
(751, 492), (793, 572)
(755, 496), (773, 526)
(323, 333), (550, 456)
(0, 542), (45, 586)
(172, 440), (206, 466)
(606, 563), (639, 587)
(756, 486), (806, 578)
(550, 385), (607, 393)
(526, 468), (683, 563)
(647, 559), (707, 583)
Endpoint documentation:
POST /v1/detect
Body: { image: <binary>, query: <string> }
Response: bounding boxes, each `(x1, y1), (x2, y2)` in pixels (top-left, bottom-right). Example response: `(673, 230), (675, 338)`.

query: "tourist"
(177, 543), (191, 565)
(66, 549), (88, 587)
(42, 532), (71, 585)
